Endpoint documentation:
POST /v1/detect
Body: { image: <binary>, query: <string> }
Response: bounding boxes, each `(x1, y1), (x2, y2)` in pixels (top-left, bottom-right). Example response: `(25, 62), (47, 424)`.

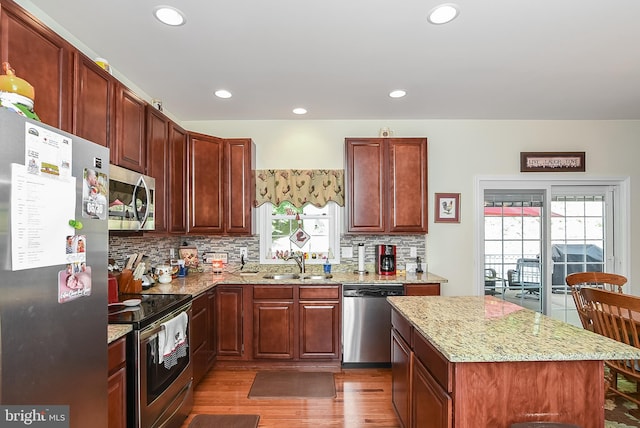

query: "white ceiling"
(21, 0), (640, 121)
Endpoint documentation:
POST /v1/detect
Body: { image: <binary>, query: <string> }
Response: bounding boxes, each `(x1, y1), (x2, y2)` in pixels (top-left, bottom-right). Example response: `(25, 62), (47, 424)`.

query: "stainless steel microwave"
(108, 165), (155, 231)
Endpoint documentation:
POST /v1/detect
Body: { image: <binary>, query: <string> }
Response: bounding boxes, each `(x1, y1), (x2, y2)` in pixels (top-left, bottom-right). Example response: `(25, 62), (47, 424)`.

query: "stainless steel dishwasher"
(342, 283), (405, 366)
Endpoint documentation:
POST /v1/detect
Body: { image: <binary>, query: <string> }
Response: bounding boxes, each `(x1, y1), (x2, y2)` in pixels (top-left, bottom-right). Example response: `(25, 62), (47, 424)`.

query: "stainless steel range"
(109, 293), (193, 428)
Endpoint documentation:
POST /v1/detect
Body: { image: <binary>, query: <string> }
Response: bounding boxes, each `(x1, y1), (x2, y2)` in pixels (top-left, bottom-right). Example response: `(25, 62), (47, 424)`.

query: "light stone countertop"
(387, 295), (640, 363)
(107, 324), (132, 344)
(139, 271), (448, 298)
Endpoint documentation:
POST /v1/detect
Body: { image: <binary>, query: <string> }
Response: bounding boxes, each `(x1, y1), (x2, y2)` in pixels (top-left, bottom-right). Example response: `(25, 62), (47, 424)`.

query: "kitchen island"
(388, 295), (640, 428)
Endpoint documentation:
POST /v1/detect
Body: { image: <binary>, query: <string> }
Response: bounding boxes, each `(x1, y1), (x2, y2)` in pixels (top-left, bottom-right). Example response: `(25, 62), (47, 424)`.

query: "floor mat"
(188, 414), (260, 428)
(248, 371), (336, 399)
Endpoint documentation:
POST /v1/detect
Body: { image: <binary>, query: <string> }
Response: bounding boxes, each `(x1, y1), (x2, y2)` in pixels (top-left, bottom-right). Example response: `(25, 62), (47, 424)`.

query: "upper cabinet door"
(188, 132), (224, 234)
(345, 138), (385, 233)
(168, 122), (187, 234)
(388, 138), (428, 233)
(114, 84), (146, 172)
(72, 52), (114, 148)
(145, 107), (169, 234)
(0, 1), (73, 130)
(224, 138), (254, 235)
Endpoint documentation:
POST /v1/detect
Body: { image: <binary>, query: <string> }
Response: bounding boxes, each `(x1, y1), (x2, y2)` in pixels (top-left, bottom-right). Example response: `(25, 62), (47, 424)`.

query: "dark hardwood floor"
(180, 367), (401, 427)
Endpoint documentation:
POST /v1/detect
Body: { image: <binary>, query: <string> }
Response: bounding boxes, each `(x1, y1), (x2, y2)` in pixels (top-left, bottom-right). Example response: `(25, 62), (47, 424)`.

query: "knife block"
(118, 269), (142, 294)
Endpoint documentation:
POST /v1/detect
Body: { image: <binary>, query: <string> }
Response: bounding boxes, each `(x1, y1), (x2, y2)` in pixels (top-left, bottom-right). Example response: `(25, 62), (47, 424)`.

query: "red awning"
(484, 206), (542, 217)
(484, 207), (560, 217)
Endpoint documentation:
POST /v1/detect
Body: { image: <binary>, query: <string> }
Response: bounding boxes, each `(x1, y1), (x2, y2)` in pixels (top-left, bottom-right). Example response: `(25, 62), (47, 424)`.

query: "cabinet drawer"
(108, 337), (126, 374)
(413, 330), (452, 393)
(299, 285), (340, 300)
(391, 309), (412, 345)
(253, 286), (294, 300)
(405, 283), (441, 296)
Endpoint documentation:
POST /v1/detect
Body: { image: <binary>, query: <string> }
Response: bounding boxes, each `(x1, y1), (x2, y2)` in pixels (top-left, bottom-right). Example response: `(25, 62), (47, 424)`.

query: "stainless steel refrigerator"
(0, 108), (109, 427)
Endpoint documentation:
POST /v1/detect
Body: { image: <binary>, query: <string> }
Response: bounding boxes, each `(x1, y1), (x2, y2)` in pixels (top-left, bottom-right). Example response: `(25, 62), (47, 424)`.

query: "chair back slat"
(565, 272), (627, 330)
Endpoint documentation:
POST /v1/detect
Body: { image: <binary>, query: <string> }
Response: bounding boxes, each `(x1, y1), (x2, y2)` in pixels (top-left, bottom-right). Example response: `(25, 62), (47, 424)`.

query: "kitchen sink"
(262, 273), (300, 280)
(302, 274), (333, 280)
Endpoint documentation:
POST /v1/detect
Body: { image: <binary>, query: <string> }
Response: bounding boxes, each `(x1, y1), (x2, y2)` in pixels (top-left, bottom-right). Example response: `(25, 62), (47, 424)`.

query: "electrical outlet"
(409, 247), (417, 257)
(239, 247), (248, 259)
(341, 246), (353, 258)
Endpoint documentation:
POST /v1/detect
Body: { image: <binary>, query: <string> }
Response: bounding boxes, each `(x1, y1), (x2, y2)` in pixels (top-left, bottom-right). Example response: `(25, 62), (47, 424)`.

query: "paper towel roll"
(358, 244), (365, 272)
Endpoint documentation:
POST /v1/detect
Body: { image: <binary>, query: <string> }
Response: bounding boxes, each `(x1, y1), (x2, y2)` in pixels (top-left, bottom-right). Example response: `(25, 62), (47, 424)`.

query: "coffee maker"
(375, 244), (397, 275)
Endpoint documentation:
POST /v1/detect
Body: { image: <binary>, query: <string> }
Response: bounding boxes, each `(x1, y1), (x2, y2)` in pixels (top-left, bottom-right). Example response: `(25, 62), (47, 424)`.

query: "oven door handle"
(139, 303), (192, 341)
(140, 323), (165, 341)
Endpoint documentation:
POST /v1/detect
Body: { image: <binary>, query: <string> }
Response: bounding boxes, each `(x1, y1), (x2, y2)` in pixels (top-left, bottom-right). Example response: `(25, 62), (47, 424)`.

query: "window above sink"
(258, 201), (341, 265)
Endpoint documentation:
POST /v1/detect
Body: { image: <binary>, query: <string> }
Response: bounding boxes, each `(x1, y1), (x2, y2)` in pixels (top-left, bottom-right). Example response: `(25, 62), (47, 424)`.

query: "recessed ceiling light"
(154, 6), (186, 26)
(293, 107), (307, 115)
(389, 90), (406, 98)
(428, 3), (459, 25)
(214, 89), (232, 99)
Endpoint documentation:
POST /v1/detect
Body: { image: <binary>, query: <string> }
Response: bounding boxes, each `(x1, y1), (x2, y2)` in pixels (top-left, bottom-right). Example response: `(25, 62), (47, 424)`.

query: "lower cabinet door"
(391, 328), (411, 428)
(253, 302), (294, 359)
(299, 302), (340, 359)
(412, 356), (453, 428)
(217, 287), (243, 357)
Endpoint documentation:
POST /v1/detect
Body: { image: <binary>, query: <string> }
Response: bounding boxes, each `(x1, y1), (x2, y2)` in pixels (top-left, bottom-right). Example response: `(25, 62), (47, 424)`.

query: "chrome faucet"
(285, 252), (306, 273)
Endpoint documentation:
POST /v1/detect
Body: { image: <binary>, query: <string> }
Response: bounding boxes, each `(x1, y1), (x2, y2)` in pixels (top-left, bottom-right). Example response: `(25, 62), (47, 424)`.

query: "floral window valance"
(255, 169), (344, 208)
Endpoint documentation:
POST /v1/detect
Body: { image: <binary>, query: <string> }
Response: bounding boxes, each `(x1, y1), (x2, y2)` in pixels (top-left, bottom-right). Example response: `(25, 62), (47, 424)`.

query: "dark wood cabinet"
(218, 284), (341, 363)
(168, 122), (187, 234)
(191, 290), (217, 385)
(145, 107), (169, 233)
(187, 134), (254, 235)
(188, 132), (224, 234)
(0, 0), (73, 130)
(404, 283), (440, 296)
(299, 285), (340, 359)
(216, 286), (244, 357)
(391, 319), (412, 428)
(72, 52), (114, 148)
(224, 138), (254, 235)
(412, 355), (452, 428)
(107, 336), (127, 428)
(345, 137), (428, 234)
(114, 83), (146, 172)
(252, 286), (295, 359)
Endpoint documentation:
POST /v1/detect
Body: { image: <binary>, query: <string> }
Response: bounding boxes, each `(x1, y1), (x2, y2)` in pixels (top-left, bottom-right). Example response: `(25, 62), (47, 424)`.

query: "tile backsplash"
(109, 234), (426, 273)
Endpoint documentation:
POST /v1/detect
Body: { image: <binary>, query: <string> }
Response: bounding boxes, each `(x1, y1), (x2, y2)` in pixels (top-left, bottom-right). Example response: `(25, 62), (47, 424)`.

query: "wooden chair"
(581, 287), (640, 405)
(566, 272), (627, 331)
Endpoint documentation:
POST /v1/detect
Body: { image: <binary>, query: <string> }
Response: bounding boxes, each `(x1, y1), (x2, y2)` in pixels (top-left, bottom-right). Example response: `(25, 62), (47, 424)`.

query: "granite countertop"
(108, 324), (132, 344)
(140, 271), (448, 298)
(388, 295), (640, 363)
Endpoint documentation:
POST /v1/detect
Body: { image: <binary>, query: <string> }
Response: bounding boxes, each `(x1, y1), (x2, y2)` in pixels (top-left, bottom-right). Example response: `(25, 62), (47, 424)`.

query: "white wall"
(183, 119), (640, 296)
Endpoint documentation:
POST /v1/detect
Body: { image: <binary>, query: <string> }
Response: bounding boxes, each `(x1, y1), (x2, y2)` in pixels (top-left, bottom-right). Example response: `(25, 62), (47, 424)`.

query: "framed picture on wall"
(435, 193), (460, 223)
(520, 152), (586, 172)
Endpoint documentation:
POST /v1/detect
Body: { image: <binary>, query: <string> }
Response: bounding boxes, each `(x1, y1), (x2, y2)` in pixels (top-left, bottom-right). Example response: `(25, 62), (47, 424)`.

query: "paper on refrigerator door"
(11, 163), (76, 270)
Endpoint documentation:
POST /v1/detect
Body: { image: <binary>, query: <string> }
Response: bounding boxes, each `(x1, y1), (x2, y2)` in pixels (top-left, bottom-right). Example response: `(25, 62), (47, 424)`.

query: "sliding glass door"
(548, 189), (613, 324)
(484, 190), (545, 313)
(480, 180), (623, 323)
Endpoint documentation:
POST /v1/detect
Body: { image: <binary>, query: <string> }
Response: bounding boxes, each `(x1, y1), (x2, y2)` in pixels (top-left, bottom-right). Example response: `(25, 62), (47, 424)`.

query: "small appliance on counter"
(375, 244), (397, 275)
